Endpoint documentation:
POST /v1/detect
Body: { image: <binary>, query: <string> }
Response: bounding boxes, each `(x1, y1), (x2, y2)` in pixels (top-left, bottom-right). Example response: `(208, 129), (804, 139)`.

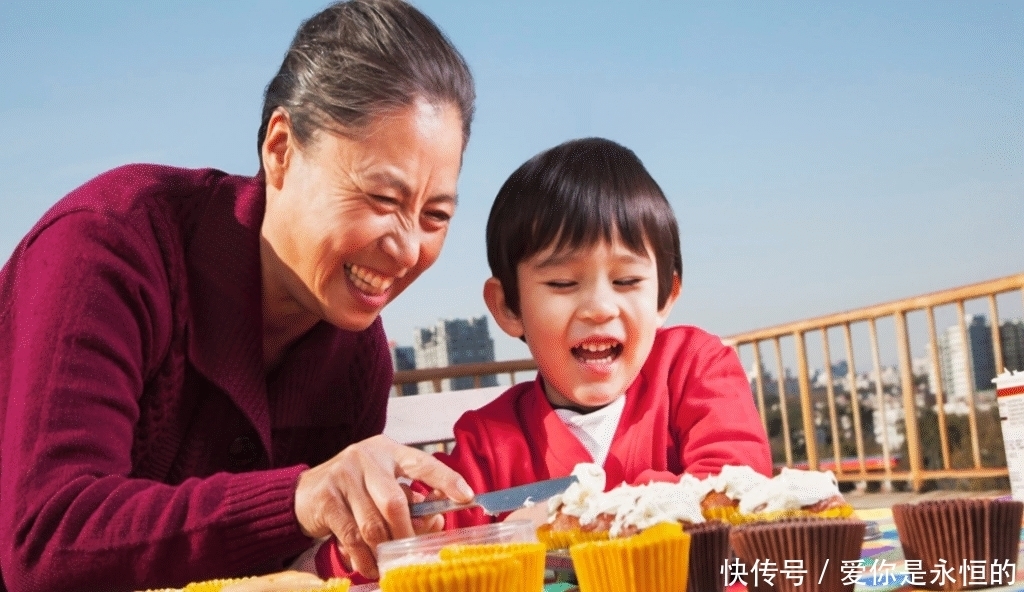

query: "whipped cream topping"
(705, 465), (772, 500)
(737, 467), (842, 515)
(547, 463), (704, 538)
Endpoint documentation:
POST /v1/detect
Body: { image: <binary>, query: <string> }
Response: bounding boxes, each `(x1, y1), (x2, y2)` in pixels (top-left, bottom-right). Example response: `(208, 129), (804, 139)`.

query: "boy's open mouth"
(571, 340), (623, 364)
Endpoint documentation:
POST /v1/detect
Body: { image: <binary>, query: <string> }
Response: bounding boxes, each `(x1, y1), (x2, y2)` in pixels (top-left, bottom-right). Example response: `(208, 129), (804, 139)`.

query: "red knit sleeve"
(667, 328), (773, 479)
(0, 212), (310, 592)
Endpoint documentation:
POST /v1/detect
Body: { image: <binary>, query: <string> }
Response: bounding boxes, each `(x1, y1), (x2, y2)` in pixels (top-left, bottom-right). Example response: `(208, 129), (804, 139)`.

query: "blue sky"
(2, 1), (1022, 364)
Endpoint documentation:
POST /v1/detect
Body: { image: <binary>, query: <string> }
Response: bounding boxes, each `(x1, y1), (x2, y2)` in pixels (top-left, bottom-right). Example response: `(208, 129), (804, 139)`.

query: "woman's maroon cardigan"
(0, 165), (392, 592)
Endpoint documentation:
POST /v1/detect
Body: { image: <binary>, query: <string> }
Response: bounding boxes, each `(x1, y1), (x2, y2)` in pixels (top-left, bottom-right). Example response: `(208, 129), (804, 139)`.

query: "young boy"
(436, 137), (772, 528)
(306, 137), (771, 578)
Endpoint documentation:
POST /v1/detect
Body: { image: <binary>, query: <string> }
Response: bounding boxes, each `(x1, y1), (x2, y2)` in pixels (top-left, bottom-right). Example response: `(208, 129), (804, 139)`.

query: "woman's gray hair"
(258, 0), (475, 162)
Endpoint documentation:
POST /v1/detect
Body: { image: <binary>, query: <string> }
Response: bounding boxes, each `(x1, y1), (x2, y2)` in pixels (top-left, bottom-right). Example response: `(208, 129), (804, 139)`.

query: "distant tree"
(898, 405), (1009, 491)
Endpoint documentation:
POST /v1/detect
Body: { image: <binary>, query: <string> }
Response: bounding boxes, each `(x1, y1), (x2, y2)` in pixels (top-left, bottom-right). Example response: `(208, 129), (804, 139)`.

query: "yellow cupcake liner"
(439, 542), (545, 592)
(536, 523), (610, 550)
(379, 553), (522, 592)
(570, 522), (691, 592)
(183, 576), (350, 592)
(731, 502), (854, 524)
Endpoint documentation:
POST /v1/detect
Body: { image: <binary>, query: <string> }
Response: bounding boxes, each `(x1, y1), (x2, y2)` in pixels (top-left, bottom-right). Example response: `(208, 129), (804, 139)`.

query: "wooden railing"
(391, 273), (1023, 490)
(725, 273), (1022, 491)
(393, 358), (537, 395)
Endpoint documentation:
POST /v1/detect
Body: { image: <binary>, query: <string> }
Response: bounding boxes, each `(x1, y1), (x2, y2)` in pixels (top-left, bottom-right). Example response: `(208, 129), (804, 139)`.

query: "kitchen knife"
(409, 475), (578, 517)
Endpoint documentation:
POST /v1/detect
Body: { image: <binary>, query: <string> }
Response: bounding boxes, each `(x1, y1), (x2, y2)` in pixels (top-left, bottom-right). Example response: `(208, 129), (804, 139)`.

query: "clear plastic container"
(376, 519), (536, 576)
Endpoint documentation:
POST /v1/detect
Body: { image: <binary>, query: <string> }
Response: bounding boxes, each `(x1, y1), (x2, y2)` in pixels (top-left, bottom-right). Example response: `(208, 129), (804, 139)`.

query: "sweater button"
(229, 435), (260, 470)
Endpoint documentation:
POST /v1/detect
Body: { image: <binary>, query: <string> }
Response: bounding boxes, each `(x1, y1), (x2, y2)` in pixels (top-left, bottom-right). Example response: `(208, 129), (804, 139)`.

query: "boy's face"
(485, 237), (679, 411)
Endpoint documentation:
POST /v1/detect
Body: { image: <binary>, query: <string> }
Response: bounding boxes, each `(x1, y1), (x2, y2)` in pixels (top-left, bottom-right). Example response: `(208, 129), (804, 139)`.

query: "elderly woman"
(0, 1), (475, 590)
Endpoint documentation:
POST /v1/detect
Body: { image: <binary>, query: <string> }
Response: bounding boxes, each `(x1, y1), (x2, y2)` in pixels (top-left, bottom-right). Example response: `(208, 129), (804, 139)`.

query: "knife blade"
(409, 475), (578, 517)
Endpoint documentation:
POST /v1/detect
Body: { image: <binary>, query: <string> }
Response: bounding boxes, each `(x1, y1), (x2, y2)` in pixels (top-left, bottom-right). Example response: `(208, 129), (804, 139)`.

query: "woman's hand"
(293, 435), (473, 579)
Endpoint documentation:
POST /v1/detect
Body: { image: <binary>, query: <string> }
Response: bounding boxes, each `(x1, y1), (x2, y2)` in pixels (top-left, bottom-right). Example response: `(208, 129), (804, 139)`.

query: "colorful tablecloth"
(717, 508), (1024, 592)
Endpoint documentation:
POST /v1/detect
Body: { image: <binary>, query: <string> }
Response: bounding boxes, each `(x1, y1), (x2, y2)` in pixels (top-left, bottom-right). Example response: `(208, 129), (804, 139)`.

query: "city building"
(389, 342), (418, 397)
(1001, 318), (1024, 372)
(932, 315), (997, 413)
(413, 316), (498, 393)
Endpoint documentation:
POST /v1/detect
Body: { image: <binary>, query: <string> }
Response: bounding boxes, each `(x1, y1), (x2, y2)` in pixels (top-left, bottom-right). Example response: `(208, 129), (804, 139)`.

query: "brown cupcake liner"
(729, 518), (865, 592)
(684, 522), (731, 592)
(892, 498), (1023, 591)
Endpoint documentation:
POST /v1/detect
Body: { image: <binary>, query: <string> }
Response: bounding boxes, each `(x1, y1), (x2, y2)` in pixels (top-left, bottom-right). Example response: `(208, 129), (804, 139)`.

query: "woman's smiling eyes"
(369, 193), (400, 207)
(424, 208), (452, 223)
(366, 193), (453, 226)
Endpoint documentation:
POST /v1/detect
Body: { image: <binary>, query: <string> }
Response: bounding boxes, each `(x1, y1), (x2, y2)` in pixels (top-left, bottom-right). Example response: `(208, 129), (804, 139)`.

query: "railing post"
(752, 343), (769, 437)
(989, 294), (1004, 373)
(794, 331), (817, 470)
(868, 318), (893, 491)
(773, 338), (794, 467)
(820, 329), (843, 476)
(955, 301), (983, 469)
(926, 306), (952, 470)
(895, 310), (923, 491)
(843, 323), (868, 477)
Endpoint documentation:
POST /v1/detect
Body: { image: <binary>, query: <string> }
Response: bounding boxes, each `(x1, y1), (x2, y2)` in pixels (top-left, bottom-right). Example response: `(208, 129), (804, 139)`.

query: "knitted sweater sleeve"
(0, 212), (310, 592)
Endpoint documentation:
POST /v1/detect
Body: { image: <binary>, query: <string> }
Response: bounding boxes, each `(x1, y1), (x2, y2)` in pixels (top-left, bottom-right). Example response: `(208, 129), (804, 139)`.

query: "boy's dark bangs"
(531, 178), (661, 261)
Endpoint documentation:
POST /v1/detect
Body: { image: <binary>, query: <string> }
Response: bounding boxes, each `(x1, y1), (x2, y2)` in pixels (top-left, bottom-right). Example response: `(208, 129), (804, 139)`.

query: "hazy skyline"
(2, 1), (1022, 363)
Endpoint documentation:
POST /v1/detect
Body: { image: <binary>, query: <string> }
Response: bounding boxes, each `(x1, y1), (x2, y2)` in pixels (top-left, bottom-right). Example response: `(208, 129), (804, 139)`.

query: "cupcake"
(734, 467), (853, 523)
(729, 518), (866, 592)
(375, 520), (541, 592)
(378, 553), (522, 592)
(570, 522), (691, 592)
(183, 572), (350, 592)
(682, 521), (731, 592)
(438, 541), (545, 592)
(680, 465), (771, 524)
(543, 463), (731, 592)
(541, 464), (705, 548)
(892, 498), (1023, 591)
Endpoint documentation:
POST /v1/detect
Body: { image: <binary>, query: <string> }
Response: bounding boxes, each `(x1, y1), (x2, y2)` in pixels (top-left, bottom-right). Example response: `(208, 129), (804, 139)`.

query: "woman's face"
(262, 100), (464, 332)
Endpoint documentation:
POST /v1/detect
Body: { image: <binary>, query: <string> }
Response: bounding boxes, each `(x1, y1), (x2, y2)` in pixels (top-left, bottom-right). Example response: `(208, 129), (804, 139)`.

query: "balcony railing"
(391, 273), (1023, 491)
(393, 358), (538, 394)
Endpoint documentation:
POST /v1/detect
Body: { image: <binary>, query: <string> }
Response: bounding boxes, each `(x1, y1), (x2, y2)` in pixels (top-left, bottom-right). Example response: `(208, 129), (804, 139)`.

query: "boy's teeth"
(573, 342), (622, 363)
